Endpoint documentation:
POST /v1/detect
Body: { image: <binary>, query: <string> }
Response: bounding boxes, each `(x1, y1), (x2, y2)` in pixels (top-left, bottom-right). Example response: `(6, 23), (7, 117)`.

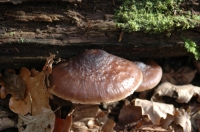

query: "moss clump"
(181, 36), (200, 60)
(115, 0), (200, 33)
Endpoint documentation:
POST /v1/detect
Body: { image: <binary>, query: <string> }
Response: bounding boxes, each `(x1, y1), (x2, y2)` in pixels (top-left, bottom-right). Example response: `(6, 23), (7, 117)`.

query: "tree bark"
(0, 0), (200, 69)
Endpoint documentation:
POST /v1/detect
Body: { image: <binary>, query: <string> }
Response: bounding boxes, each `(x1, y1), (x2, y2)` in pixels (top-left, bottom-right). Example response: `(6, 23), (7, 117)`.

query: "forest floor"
(0, 55), (200, 132)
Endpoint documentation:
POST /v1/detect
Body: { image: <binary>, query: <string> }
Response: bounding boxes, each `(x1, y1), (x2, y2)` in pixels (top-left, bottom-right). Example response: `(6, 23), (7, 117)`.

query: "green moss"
(181, 36), (200, 60)
(115, 0), (200, 33)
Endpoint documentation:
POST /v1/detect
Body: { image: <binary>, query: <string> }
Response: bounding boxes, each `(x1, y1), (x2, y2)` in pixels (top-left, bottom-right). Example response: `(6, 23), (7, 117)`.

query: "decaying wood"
(0, 1), (200, 69)
(0, 0), (82, 4)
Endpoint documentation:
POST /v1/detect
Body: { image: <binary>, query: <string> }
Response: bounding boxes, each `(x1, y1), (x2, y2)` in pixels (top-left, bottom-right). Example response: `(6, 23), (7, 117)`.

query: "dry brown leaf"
(115, 105), (142, 131)
(0, 81), (7, 99)
(193, 60), (200, 75)
(189, 102), (200, 116)
(71, 104), (100, 131)
(53, 115), (72, 132)
(42, 54), (55, 88)
(17, 108), (55, 132)
(9, 67), (50, 115)
(0, 69), (26, 100)
(191, 109), (200, 131)
(151, 82), (200, 103)
(161, 67), (197, 85)
(115, 99), (175, 131)
(71, 104), (112, 132)
(130, 125), (171, 132)
(133, 98), (175, 125)
(72, 104), (100, 122)
(101, 118), (115, 132)
(173, 109), (191, 132)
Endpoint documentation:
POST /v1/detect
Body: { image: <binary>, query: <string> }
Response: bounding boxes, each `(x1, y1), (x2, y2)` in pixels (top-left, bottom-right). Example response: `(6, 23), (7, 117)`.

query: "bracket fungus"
(134, 60), (162, 92)
(48, 49), (143, 104)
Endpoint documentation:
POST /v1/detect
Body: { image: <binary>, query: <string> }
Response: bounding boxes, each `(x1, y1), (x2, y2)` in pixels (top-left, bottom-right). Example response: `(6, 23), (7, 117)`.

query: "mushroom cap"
(48, 49), (143, 104)
(134, 60), (162, 92)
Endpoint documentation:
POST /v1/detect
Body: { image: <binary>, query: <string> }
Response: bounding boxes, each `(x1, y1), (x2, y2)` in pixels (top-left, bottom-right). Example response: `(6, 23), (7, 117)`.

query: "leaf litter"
(0, 55), (200, 132)
(151, 82), (200, 103)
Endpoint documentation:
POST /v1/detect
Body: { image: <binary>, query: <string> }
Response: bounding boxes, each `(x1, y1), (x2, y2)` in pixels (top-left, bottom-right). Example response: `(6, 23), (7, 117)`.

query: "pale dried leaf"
(151, 82), (200, 103)
(133, 98), (175, 125)
(173, 109), (191, 132)
(71, 122), (88, 132)
(0, 118), (17, 131)
(17, 108), (55, 132)
(71, 104), (110, 132)
(130, 125), (171, 132)
(9, 67), (50, 115)
(160, 114), (175, 129)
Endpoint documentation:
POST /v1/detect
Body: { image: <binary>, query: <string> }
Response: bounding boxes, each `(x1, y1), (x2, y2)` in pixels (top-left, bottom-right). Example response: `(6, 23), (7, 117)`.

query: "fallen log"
(0, 1), (200, 69)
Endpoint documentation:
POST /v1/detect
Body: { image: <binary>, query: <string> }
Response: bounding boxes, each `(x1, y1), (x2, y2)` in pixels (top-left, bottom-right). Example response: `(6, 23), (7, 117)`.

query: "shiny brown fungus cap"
(134, 60), (162, 92)
(48, 49), (143, 104)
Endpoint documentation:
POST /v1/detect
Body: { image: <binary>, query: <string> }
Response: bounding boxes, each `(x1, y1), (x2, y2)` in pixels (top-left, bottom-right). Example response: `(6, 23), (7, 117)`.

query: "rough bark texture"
(0, 0), (200, 69)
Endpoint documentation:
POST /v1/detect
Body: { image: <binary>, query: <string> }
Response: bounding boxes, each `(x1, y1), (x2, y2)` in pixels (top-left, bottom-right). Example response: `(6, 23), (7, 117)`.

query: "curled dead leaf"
(0, 81), (7, 99)
(42, 53), (55, 88)
(101, 118), (115, 132)
(115, 104), (142, 131)
(191, 109), (200, 131)
(70, 104), (114, 131)
(193, 60), (200, 75)
(132, 98), (175, 125)
(151, 82), (200, 103)
(161, 66), (196, 85)
(17, 108), (55, 132)
(9, 67), (50, 115)
(115, 99), (175, 131)
(173, 109), (191, 132)
(130, 125), (171, 132)
(53, 115), (72, 132)
(72, 104), (100, 122)
(0, 69), (26, 100)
